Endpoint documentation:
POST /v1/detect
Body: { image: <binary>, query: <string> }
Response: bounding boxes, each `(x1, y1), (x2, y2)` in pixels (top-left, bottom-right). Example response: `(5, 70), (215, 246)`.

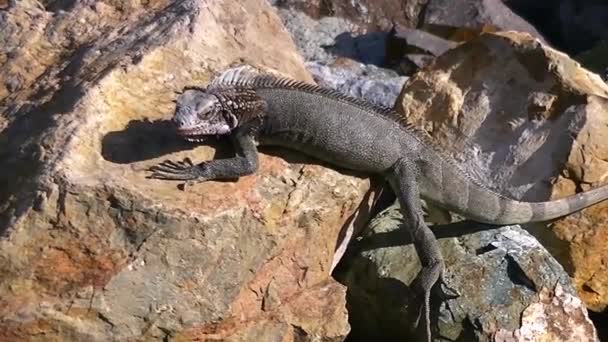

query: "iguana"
(148, 67), (608, 341)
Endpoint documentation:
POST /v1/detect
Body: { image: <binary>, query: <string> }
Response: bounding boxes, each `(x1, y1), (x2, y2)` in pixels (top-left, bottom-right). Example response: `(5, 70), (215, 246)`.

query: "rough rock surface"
(336, 202), (599, 341)
(272, 0), (430, 31)
(306, 61), (407, 109)
(386, 26), (460, 74)
(0, 0), (370, 340)
(275, 7), (387, 67)
(273, 6), (409, 110)
(396, 32), (608, 311)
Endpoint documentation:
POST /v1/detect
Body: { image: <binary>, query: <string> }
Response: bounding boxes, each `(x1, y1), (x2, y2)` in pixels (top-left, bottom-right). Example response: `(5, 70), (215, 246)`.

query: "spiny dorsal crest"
(207, 66), (499, 197)
(212, 87), (267, 123)
(208, 66), (428, 135)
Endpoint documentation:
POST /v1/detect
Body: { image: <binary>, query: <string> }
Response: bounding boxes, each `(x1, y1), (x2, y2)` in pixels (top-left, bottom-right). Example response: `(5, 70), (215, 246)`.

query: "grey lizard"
(147, 67), (608, 341)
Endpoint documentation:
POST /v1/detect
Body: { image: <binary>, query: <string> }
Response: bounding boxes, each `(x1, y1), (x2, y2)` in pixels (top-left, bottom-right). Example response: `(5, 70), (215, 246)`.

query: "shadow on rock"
(334, 219), (503, 341)
(336, 247), (449, 342)
(0, 0), (200, 233)
(326, 31), (389, 67)
(101, 119), (229, 164)
(342, 265), (413, 341)
(351, 220), (497, 253)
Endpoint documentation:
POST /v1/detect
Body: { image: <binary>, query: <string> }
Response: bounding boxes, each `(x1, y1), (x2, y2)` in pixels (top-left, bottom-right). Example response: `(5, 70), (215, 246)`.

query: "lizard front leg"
(148, 132), (259, 184)
(385, 156), (444, 342)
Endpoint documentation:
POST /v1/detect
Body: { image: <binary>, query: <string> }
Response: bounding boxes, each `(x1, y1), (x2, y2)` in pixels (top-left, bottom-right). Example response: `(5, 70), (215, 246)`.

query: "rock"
(385, 26), (460, 74)
(275, 5), (418, 90)
(336, 202), (599, 341)
(275, 8), (388, 67)
(306, 61), (407, 108)
(0, 0), (370, 340)
(392, 27), (458, 57)
(273, 0), (430, 31)
(274, 8), (357, 64)
(395, 31), (608, 311)
(423, 0), (548, 44)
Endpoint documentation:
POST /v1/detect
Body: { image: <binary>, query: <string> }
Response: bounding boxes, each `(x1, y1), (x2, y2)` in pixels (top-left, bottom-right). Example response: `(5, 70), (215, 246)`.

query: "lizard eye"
(197, 101), (215, 114)
(228, 113), (239, 128)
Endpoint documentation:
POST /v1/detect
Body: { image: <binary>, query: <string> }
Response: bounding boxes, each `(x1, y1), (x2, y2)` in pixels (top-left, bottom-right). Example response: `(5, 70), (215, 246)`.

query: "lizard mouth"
(177, 126), (208, 138)
(176, 123), (231, 142)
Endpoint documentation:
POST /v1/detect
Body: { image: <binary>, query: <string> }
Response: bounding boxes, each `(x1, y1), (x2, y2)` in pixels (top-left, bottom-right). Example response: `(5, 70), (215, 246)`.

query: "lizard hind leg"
(385, 156), (446, 342)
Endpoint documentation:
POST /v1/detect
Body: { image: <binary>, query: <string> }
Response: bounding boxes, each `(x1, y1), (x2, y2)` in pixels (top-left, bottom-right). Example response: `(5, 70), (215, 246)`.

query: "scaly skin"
(148, 67), (608, 341)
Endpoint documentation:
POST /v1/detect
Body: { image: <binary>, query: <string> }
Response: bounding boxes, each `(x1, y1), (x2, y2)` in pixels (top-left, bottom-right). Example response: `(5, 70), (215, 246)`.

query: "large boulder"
(396, 32), (608, 312)
(337, 203), (598, 341)
(0, 0), (370, 340)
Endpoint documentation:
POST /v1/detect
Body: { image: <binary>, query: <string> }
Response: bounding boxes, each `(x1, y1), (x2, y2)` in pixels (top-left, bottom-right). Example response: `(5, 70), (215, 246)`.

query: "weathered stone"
(396, 31), (608, 311)
(306, 61), (407, 108)
(385, 27), (459, 74)
(0, 0), (369, 340)
(423, 0), (548, 44)
(393, 27), (458, 57)
(336, 202), (598, 341)
(275, 8), (388, 67)
(273, 0), (430, 31)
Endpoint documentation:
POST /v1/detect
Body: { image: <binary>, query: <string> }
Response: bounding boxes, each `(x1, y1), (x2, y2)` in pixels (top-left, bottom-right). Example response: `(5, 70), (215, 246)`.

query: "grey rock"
(272, 0), (430, 31)
(336, 202), (598, 341)
(305, 61), (407, 108)
(275, 8), (388, 66)
(393, 27), (458, 57)
(275, 8), (356, 64)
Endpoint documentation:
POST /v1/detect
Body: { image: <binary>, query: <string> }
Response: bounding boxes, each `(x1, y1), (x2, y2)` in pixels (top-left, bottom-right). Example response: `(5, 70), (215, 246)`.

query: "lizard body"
(149, 67), (608, 341)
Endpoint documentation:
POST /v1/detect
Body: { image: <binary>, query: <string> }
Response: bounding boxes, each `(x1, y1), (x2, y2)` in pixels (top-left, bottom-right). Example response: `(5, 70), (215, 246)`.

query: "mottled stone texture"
(0, 0), (369, 340)
(306, 61), (407, 109)
(273, 0), (429, 31)
(337, 203), (598, 341)
(396, 31), (608, 312)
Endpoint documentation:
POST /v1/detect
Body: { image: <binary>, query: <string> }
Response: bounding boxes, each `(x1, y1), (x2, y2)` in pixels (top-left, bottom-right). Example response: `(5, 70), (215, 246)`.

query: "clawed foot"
(435, 275), (459, 301)
(147, 157), (207, 187)
(411, 274), (460, 342)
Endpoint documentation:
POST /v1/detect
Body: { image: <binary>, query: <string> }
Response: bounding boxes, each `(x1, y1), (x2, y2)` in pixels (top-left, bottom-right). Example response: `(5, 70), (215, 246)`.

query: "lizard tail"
(486, 184), (608, 225)
(428, 148), (608, 225)
(525, 184), (608, 223)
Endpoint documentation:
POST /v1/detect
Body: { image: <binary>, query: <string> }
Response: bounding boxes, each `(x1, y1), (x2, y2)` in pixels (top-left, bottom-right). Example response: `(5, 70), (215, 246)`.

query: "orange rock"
(0, 0), (368, 340)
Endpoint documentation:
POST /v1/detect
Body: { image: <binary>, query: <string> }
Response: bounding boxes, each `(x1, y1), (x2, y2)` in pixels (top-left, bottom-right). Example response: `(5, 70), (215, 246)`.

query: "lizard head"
(172, 89), (238, 142)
